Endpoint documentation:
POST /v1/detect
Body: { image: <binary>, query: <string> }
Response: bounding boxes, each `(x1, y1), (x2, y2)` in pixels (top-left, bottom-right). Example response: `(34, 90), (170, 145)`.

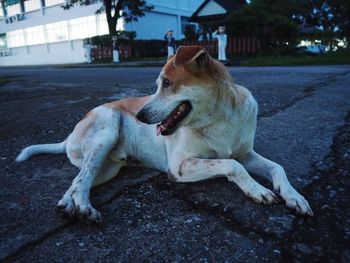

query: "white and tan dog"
(16, 46), (313, 222)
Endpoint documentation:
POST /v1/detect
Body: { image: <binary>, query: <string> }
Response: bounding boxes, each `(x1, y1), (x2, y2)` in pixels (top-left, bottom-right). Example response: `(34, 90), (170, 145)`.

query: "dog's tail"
(16, 140), (66, 162)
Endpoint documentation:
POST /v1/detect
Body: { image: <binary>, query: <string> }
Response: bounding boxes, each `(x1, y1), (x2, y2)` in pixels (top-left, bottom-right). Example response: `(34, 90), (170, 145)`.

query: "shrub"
(90, 34), (183, 58)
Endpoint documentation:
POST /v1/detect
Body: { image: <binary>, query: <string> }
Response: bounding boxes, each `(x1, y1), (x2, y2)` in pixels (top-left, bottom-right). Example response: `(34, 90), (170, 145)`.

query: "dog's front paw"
(279, 187), (313, 216)
(57, 195), (102, 224)
(246, 184), (279, 205)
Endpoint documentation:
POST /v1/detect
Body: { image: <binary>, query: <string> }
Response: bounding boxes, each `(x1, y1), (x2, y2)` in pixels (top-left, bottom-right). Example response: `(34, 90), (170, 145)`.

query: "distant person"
(83, 38), (92, 64)
(164, 29), (176, 58)
(112, 35), (119, 63)
(213, 26), (227, 61)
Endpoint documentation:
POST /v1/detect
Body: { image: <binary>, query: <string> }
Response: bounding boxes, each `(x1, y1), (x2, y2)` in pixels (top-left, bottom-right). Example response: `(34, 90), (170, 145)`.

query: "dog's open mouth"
(156, 101), (192, 136)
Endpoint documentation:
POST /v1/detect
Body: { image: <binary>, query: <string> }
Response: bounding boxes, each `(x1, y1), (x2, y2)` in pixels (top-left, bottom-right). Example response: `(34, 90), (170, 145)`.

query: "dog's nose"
(136, 110), (148, 123)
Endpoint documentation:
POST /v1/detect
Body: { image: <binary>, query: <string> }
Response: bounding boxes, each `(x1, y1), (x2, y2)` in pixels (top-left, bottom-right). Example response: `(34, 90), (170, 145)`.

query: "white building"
(0, 0), (203, 66)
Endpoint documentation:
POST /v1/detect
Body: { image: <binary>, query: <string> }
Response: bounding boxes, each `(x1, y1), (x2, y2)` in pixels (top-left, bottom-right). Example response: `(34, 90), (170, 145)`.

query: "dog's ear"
(167, 54), (174, 61)
(173, 46), (208, 71)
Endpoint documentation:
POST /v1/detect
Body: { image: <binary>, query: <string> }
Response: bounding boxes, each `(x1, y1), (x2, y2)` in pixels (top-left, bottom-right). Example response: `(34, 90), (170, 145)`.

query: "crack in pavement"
(1, 223), (71, 263)
(0, 170), (159, 262)
(278, 111), (350, 261)
(259, 71), (350, 119)
(2, 69), (349, 261)
(150, 109), (350, 260)
(150, 177), (279, 241)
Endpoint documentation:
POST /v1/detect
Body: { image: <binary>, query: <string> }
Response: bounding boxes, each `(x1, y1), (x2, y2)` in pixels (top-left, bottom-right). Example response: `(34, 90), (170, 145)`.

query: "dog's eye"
(162, 78), (172, 88)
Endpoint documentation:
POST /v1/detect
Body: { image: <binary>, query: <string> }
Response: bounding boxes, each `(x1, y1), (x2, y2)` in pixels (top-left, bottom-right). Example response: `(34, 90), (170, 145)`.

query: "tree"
(62, 0), (153, 35)
(226, 0), (299, 52)
(184, 25), (200, 41)
(305, 0), (350, 48)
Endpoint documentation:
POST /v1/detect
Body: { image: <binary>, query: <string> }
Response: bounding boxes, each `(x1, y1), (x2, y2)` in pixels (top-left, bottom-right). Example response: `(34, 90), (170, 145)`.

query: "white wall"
(0, 0), (205, 66)
(126, 0), (204, 39)
(0, 3), (102, 34)
(126, 11), (179, 39)
(0, 39), (85, 66)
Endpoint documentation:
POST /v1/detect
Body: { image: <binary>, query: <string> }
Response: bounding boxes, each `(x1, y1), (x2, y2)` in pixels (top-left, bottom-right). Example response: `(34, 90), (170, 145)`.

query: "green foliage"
(90, 35), (173, 57)
(245, 48), (350, 66)
(62, 0), (153, 35)
(183, 25), (200, 41)
(305, 0), (350, 46)
(306, 1), (349, 33)
(226, 0), (350, 53)
(90, 31), (136, 46)
(226, 0), (299, 54)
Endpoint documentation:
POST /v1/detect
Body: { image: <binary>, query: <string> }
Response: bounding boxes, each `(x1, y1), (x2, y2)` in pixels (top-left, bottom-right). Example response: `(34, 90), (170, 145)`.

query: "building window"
(45, 0), (64, 7)
(45, 21), (69, 42)
(25, 25), (45, 45)
(0, 34), (7, 49)
(6, 3), (21, 16)
(7, 29), (25, 47)
(0, 1), (4, 18)
(24, 0), (41, 12)
(96, 14), (124, 35)
(69, 15), (97, 40)
(96, 15), (109, 35)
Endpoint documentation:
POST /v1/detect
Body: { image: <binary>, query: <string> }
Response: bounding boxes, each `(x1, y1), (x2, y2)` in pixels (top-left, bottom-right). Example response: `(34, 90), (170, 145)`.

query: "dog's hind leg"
(238, 151), (313, 216)
(57, 127), (118, 223)
(169, 158), (279, 205)
(92, 159), (124, 187)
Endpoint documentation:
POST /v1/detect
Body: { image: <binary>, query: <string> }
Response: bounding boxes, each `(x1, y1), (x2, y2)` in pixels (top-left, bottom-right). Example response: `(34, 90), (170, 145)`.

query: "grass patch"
(121, 56), (166, 62)
(244, 48), (350, 66)
(0, 76), (24, 86)
(92, 56), (166, 64)
(0, 77), (12, 86)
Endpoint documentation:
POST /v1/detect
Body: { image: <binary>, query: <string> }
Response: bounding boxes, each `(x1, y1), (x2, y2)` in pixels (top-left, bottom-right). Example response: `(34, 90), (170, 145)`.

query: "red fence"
(91, 37), (260, 61)
(184, 37), (261, 56)
(91, 45), (132, 61)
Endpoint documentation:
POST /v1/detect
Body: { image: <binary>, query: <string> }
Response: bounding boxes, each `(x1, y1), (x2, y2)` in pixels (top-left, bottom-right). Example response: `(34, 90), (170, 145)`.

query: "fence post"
(247, 37), (251, 53)
(243, 38), (247, 53)
(252, 37), (256, 54)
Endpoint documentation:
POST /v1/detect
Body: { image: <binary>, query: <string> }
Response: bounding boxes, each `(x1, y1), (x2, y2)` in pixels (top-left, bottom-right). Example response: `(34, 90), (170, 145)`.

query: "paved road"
(0, 65), (349, 262)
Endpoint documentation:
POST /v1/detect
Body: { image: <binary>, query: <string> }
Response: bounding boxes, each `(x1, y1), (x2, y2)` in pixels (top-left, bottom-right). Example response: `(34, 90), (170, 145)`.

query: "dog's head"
(136, 45), (233, 136)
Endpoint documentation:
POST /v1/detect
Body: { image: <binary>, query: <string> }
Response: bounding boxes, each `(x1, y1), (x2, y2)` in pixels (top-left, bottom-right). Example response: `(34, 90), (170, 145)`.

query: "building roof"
(191, 0), (246, 20)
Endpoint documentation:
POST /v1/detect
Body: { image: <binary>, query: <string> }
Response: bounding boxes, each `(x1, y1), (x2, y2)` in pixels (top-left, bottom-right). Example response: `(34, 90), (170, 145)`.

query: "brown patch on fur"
(178, 159), (187, 177)
(173, 46), (206, 67)
(162, 60), (208, 94)
(76, 112), (97, 138)
(70, 151), (82, 159)
(83, 111), (94, 120)
(162, 46), (241, 106)
(105, 96), (150, 116)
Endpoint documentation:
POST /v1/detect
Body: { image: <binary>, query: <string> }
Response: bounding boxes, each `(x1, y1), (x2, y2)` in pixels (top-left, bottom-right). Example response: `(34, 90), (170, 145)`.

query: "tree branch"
(105, 0), (112, 19)
(113, 0), (124, 19)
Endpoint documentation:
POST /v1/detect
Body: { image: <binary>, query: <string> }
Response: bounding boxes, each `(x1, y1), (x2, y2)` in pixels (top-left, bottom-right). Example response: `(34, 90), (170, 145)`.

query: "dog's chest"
(170, 125), (249, 160)
(197, 126), (239, 158)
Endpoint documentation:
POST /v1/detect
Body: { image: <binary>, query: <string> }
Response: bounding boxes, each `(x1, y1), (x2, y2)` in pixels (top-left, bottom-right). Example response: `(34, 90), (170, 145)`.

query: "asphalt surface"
(0, 65), (349, 262)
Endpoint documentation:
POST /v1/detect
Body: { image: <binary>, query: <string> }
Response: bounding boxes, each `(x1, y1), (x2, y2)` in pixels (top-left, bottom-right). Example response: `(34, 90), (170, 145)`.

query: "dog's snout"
(136, 109), (149, 124)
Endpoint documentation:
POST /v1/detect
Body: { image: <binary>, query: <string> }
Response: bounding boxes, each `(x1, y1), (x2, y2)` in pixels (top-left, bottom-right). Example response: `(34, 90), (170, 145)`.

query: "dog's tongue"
(156, 116), (172, 136)
(156, 124), (161, 136)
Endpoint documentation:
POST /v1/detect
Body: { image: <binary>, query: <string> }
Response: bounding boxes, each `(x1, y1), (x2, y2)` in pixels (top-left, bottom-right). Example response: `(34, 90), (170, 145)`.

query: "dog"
(16, 46), (313, 223)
